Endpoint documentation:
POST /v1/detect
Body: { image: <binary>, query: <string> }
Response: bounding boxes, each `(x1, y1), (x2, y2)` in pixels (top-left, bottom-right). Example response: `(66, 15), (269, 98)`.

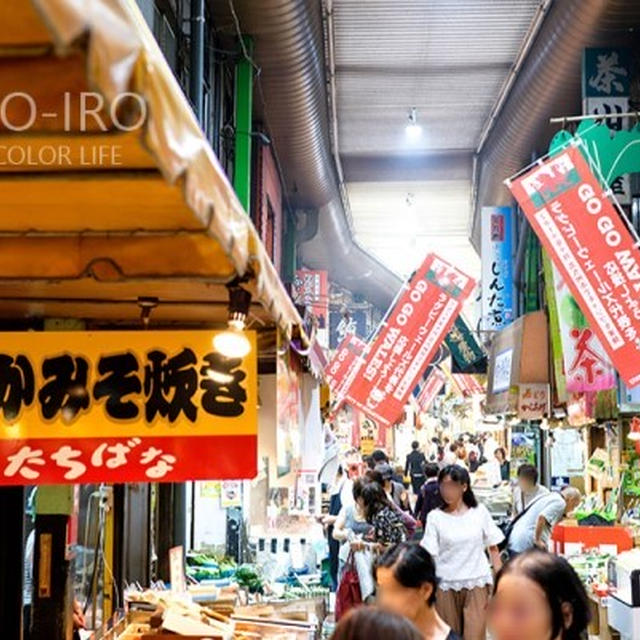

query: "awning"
(0, 0), (304, 340)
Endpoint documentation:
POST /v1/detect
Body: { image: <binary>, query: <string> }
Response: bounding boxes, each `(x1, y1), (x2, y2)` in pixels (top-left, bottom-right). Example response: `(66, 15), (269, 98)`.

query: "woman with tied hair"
(421, 465), (504, 640)
(330, 606), (422, 640)
(489, 549), (590, 640)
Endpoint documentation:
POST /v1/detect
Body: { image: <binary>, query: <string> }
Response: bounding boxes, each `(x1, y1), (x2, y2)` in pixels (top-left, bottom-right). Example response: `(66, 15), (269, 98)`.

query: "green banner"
(445, 316), (486, 374)
(542, 252), (566, 403)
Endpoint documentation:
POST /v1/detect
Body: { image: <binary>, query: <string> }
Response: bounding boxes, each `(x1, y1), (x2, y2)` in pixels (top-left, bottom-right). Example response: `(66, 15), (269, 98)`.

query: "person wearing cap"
(376, 462), (411, 512)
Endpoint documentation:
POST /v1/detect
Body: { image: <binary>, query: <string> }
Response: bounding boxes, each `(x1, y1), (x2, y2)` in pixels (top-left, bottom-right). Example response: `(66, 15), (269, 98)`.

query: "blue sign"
(481, 206), (514, 331)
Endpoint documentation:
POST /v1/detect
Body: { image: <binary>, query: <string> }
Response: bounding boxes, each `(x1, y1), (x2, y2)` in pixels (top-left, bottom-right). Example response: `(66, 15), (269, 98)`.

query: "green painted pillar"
(282, 210), (297, 283)
(234, 36), (254, 213)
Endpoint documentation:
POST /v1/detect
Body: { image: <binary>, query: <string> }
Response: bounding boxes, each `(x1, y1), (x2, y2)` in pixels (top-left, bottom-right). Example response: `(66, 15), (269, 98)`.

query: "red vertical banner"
(416, 368), (446, 412)
(345, 254), (476, 427)
(293, 269), (329, 330)
(325, 334), (367, 403)
(508, 143), (640, 387)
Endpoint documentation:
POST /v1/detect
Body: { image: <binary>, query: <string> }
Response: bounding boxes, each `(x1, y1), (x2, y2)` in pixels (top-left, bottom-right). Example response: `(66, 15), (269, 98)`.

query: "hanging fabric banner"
(0, 330), (258, 485)
(542, 252), (567, 403)
(452, 374), (485, 397)
(481, 206), (515, 331)
(416, 368), (447, 413)
(507, 142), (640, 388)
(325, 333), (367, 405)
(345, 253), (476, 427)
(549, 261), (616, 392)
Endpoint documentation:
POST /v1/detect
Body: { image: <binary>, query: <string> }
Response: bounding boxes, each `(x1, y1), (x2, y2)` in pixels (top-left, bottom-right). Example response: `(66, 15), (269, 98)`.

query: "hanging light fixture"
(213, 285), (252, 358)
(405, 107), (422, 138)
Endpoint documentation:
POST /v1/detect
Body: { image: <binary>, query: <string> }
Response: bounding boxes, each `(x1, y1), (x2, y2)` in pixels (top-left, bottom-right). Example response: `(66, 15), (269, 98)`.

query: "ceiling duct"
(472, 0), (640, 248)
(220, 0), (402, 310)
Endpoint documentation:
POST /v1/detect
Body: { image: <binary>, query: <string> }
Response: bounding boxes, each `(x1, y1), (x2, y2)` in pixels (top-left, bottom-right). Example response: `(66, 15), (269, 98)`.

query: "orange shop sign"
(0, 330), (257, 485)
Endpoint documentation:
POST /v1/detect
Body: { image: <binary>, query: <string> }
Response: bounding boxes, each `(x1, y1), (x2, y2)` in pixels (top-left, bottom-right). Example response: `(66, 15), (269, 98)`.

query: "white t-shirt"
(508, 492), (566, 553)
(421, 504), (504, 591)
(512, 484), (549, 515)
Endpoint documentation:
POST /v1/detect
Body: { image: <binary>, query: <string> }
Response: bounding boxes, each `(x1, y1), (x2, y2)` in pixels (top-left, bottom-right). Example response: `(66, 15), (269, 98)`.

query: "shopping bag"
(335, 552), (362, 621)
(354, 548), (375, 602)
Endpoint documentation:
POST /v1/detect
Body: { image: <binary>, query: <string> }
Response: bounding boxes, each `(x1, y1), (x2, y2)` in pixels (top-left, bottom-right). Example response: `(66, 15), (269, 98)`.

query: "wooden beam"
(0, 234), (236, 278)
(0, 172), (205, 231)
(0, 1), (52, 51)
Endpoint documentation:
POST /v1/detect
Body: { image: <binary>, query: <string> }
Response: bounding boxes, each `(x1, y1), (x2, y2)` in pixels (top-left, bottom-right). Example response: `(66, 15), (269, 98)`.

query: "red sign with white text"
(293, 270), (329, 329)
(416, 368), (446, 412)
(325, 334), (367, 402)
(452, 374), (485, 397)
(345, 254), (476, 426)
(508, 144), (640, 387)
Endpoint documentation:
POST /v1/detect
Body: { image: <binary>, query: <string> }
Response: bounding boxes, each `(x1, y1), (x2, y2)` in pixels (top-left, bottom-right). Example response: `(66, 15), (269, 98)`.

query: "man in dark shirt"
(405, 441), (427, 495)
(414, 463), (442, 528)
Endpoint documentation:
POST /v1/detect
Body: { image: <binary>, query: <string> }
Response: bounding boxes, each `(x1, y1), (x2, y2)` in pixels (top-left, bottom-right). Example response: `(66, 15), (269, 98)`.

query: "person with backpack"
(512, 464), (549, 516)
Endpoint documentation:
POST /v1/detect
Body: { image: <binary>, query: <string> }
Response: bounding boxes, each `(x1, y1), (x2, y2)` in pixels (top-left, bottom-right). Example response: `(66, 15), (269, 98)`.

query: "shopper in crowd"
(371, 449), (389, 465)
(359, 481), (406, 549)
(366, 469), (418, 538)
(414, 463), (442, 529)
(330, 606), (423, 640)
(507, 486), (581, 556)
(512, 464), (549, 516)
(333, 479), (374, 561)
(494, 448), (510, 482)
(405, 441), (427, 495)
(443, 443), (458, 466)
(324, 465), (348, 590)
(376, 542), (460, 640)
(455, 445), (468, 469)
(421, 465), (504, 640)
(489, 549), (590, 640)
(467, 450), (480, 473)
(376, 462), (411, 512)
(427, 437), (441, 462)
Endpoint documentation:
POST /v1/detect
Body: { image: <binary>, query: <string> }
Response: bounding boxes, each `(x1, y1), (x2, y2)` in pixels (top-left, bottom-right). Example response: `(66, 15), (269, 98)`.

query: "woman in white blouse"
(421, 464), (504, 640)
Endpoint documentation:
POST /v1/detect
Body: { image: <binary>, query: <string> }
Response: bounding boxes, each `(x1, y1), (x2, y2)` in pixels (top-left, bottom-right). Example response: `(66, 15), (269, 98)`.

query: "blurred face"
(518, 475), (535, 492)
(564, 495), (580, 516)
(495, 450), (505, 463)
(489, 573), (556, 640)
(376, 567), (432, 623)
(439, 475), (466, 507)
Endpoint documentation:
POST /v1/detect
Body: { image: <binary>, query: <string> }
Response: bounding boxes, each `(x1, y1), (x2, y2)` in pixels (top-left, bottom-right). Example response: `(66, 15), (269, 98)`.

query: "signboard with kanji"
(481, 206), (515, 331)
(0, 330), (258, 485)
(508, 143), (640, 387)
(344, 253), (476, 427)
(582, 47), (631, 204)
(325, 333), (367, 405)
(293, 269), (329, 345)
